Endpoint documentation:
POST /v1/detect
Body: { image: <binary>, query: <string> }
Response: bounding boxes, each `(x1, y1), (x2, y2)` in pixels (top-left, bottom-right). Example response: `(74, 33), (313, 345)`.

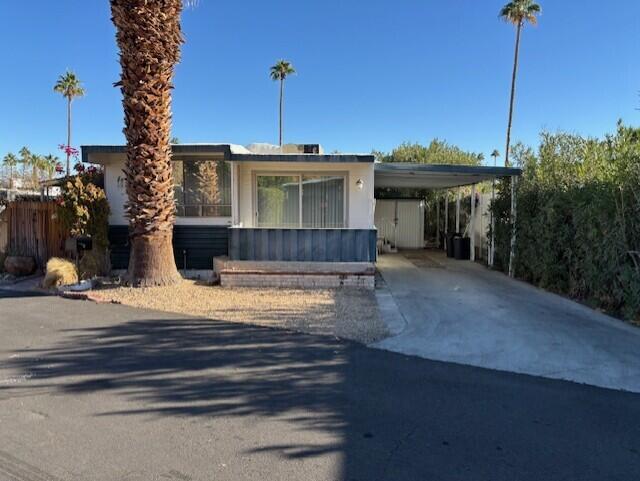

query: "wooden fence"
(5, 201), (68, 268)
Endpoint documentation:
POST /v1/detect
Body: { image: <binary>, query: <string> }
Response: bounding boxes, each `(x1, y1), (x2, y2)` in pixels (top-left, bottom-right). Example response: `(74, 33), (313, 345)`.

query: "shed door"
(374, 200), (397, 243)
(396, 201), (424, 249)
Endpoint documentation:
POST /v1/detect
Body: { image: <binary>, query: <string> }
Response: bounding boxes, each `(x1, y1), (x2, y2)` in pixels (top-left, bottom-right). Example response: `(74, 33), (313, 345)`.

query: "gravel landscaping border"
(88, 280), (388, 344)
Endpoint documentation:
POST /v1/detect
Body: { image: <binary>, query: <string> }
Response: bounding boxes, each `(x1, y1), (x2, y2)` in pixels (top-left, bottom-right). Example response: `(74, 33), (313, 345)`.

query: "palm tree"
(43, 154), (59, 181)
(110, 0), (186, 286)
(42, 154), (59, 196)
(30, 154), (45, 189)
(54, 71), (86, 176)
(2, 153), (18, 189)
(491, 149), (501, 166)
(269, 60), (296, 148)
(500, 0), (541, 167)
(18, 146), (32, 187)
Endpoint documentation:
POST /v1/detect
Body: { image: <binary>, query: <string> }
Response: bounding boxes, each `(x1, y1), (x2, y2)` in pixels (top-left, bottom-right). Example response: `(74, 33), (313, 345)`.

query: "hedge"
(491, 123), (640, 321)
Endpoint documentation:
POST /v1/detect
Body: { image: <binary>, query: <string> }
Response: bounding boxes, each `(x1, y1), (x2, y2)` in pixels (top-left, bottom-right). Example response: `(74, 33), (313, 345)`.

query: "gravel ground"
(93, 280), (388, 344)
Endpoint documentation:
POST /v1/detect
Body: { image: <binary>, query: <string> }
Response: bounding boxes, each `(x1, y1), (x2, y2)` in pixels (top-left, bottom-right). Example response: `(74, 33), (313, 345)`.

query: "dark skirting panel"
(108, 225), (230, 270)
(229, 228), (377, 262)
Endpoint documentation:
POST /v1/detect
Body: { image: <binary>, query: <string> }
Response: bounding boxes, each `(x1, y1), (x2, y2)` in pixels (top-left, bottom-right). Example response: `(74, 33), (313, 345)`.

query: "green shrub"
(491, 123), (640, 321)
(57, 174), (111, 277)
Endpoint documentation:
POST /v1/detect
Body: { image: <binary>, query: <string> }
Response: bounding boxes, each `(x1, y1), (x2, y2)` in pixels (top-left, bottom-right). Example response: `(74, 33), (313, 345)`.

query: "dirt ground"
(93, 280), (388, 344)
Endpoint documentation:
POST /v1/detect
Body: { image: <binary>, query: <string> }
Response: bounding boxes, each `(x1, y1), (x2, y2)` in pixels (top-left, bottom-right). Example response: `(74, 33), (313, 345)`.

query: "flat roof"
(81, 144), (374, 164)
(375, 162), (522, 189)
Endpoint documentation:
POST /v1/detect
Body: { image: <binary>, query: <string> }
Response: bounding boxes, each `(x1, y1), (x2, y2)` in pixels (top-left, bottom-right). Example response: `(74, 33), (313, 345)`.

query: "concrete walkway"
(374, 251), (640, 393)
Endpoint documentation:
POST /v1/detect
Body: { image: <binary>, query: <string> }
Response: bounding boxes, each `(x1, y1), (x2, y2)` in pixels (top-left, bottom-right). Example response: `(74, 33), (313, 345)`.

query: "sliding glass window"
(256, 173), (346, 228)
(172, 159), (231, 217)
(302, 175), (345, 228)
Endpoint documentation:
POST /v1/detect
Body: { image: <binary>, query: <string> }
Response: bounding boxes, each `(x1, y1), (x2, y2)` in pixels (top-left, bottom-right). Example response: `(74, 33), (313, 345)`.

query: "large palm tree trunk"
(279, 78), (284, 147)
(111, 0), (183, 287)
(504, 21), (522, 167)
(66, 98), (71, 176)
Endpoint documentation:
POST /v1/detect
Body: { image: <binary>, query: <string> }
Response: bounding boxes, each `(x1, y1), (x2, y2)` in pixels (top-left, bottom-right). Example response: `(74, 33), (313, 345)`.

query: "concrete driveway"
(374, 251), (640, 393)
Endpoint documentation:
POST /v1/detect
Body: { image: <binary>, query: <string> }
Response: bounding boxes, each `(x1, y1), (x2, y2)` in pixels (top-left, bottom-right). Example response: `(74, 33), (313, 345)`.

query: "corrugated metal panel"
(108, 225), (229, 270)
(229, 228), (377, 262)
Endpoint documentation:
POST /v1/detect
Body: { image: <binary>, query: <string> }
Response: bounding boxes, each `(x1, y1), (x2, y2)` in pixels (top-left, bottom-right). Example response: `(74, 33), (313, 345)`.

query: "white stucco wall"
(235, 161), (375, 229)
(104, 156), (127, 226)
(102, 155), (231, 226)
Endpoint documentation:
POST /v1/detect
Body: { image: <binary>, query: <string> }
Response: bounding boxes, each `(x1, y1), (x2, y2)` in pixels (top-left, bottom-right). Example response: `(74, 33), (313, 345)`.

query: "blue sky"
(1, 1), (638, 163)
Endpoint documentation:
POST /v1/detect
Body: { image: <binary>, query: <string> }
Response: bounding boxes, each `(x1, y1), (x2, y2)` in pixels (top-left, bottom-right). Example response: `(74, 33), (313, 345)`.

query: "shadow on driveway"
(3, 305), (640, 480)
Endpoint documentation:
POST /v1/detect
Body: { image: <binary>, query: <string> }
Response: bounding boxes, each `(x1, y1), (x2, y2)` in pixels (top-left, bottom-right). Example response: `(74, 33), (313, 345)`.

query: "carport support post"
(443, 191), (449, 251)
(455, 187), (461, 234)
(508, 175), (518, 278)
(436, 194), (440, 247)
(490, 179), (496, 267)
(470, 184), (476, 261)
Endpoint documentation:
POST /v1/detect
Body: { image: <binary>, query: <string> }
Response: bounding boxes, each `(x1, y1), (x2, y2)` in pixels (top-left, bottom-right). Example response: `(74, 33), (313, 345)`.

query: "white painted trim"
(230, 161), (240, 225)
(455, 187), (461, 234)
(470, 184), (476, 261)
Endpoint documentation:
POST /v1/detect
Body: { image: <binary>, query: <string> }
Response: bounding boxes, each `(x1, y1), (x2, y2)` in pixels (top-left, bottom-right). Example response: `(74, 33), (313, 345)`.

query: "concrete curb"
(373, 284), (408, 340)
(59, 290), (116, 304)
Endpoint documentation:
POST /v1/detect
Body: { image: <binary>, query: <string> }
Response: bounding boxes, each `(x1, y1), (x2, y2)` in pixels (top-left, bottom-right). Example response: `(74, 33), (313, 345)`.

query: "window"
(172, 159), (231, 217)
(256, 173), (346, 228)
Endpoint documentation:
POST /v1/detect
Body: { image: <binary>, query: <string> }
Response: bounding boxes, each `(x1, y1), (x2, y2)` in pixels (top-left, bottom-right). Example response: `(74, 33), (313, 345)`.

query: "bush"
(491, 123), (640, 321)
(57, 174), (110, 278)
(43, 257), (78, 288)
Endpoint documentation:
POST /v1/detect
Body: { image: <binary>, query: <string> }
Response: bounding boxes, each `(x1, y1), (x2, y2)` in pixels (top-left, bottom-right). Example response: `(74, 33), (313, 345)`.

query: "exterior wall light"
(356, 178), (364, 190)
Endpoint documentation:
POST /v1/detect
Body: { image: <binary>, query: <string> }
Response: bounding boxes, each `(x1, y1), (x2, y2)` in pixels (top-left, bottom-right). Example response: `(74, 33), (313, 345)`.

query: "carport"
(372, 165), (640, 394)
(374, 163), (522, 275)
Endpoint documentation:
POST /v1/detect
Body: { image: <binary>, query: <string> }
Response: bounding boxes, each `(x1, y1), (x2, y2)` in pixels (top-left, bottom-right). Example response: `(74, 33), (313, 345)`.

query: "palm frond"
(499, 0), (541, 26)
(53, 70), (86, 99)
(269, 59), (296, 81)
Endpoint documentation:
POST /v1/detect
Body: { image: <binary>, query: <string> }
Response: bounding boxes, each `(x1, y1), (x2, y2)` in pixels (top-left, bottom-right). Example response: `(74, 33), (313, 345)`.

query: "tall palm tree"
(18, 146), (32, 187)
(30, 154), (45, 189)
(110, 0), (186, 286)
(2, 153), (18, 189)
(500, 0), (541, 167)
(42, 154), (59, 196)
(54, 71), (86, 176)
(491, 149), (501, 166)
(269, 59), (296, 148)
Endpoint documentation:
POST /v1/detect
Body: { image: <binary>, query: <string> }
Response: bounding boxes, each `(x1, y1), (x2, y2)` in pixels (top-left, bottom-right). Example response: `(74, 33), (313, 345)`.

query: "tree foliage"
(57, 172), (111, 277)
(491, 123), (640, 321)
(373, 139), (484, 165)
(374, 139), (484, 199)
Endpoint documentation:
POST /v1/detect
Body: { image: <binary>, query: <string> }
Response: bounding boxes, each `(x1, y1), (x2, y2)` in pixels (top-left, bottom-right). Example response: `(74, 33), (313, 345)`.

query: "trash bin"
(446, 233), (461, 258)
(453, 237), (471, 260)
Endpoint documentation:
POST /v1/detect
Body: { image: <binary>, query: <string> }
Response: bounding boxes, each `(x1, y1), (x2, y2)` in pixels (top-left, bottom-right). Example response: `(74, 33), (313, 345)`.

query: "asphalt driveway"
(1, 289), (640, 480)
(374, 251), (640, 393)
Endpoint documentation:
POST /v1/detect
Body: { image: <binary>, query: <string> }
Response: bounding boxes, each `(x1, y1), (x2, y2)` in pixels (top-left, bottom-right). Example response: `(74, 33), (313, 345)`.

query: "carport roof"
(374, 162), (522, 189)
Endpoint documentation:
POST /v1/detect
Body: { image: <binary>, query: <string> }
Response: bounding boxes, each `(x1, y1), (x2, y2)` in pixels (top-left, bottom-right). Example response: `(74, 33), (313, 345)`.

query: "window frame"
(171, 156), (232, 218)
(252, 170), (349, 229)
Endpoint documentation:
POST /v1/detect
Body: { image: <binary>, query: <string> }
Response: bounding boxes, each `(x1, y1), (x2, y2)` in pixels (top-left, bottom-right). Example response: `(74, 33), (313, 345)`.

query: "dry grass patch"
(43, 258), (78, 289)
(96, 280), (388, 344)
